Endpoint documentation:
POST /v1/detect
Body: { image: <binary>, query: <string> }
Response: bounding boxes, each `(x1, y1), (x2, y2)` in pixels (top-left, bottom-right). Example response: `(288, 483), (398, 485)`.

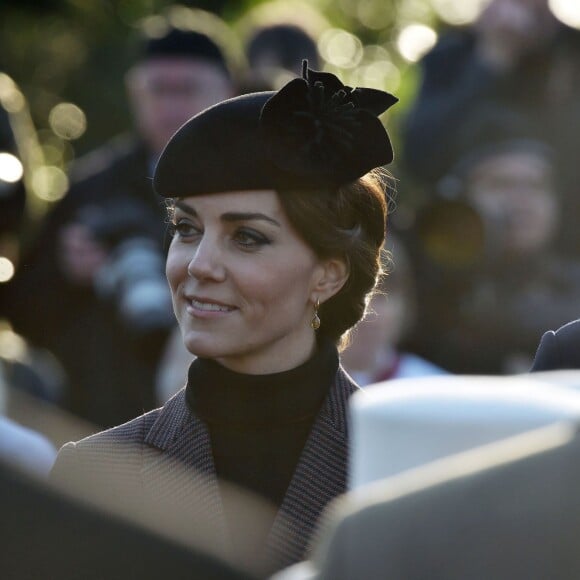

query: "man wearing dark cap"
(6, 12), (236, 428)
(126, 25), (235, 158)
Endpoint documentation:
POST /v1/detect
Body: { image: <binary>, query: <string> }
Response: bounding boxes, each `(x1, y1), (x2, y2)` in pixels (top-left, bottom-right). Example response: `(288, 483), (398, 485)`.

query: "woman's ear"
(311, 257), (349, 303)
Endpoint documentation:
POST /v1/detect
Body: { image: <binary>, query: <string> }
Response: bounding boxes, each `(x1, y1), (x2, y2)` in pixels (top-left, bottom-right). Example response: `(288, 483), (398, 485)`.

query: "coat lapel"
(265, 367), (359, 570)
(138, 369), (358, 571)
(140, 390), (229, 547)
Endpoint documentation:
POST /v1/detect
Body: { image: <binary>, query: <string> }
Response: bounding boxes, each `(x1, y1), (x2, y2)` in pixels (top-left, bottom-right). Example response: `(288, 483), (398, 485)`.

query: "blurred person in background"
(0, 103), (26, 342)
(407, 109), (580, 374)
(0, 106), (25, 243)
(402, 0), (580, 258)
(341, 237), (448, 386)
(0, 98), (63, 476)
(242, 21), (320, 91)
(4, 9), (237, 428)
(0, 356), (56, 478)
(155, 320), (194, 405)
(51, 63), (397, 576)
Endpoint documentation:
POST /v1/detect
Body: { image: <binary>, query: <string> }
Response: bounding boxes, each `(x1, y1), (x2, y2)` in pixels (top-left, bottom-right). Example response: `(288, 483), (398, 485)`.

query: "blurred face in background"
(342, 289), (409, 372)
(342, 242), (415, 375)
(478, 0), (558, 53)
(465, 150), (558, 256)
(127, 57), (234, 156)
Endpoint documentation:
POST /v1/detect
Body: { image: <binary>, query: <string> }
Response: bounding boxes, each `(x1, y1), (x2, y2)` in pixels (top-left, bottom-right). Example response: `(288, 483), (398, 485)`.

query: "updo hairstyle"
(278, 169), (388, 349)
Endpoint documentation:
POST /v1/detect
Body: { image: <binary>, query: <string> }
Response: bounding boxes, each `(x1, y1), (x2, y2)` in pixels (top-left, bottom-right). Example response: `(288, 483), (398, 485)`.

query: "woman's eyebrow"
(174, 202), (280, 228)
(221, 212), (281, 227)
(174, 201), (197, 216)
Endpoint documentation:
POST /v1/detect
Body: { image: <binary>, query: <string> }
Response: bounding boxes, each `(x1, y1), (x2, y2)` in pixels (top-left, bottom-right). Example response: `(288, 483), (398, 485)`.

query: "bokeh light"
(0, 153), (24, 184)
(358, 45), (402, 92)
(361, 61), (401, 92)
(356, 0), (394, 30)
(431, 0), (489, 25)
(0, 73), (25, 113)
(0, 257), (15, 283)
(140, 14), (168, 38)
(38, 129), (75, 167)
(31, 166), (69, 202)
(319, 29), (364, 69)
(0, 325), (27, 359)
(49, 102), (87, 141)
(397, 0), (434, 26)
(549, 0), (580, 28)
(397, 24), (438, 63)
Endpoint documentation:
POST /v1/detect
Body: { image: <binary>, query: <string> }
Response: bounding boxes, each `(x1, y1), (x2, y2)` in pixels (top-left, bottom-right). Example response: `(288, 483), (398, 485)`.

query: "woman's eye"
(234, 228), (270, 249)
(172, 220), (200, 239)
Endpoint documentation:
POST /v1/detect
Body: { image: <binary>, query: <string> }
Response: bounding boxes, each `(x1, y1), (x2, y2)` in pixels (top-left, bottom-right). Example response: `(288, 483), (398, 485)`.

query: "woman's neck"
(214, 331), (318, 375)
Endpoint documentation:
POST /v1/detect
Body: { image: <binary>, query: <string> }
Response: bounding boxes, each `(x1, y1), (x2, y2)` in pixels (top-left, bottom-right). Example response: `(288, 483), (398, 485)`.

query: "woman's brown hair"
(278, 169), (389, 349)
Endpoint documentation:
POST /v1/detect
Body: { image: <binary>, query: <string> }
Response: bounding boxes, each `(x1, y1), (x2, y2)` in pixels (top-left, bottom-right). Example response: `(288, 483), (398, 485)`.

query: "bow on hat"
(260, 60), (398, 186)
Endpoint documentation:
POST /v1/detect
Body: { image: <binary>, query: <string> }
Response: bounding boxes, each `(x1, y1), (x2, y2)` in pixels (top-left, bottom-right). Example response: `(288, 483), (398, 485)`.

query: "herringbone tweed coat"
(51, 366), (359, 574)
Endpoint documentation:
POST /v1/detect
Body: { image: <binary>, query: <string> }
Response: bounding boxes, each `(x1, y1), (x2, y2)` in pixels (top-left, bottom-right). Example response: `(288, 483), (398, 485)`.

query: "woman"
(51, 62), (397, 575)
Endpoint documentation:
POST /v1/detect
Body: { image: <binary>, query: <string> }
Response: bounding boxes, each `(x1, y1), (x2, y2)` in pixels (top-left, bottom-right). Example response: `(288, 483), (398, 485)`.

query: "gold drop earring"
(311, 298), (321, 330)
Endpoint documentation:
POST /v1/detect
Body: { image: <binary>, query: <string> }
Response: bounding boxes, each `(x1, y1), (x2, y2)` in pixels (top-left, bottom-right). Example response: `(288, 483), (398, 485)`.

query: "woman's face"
(166, 190), (331, 374)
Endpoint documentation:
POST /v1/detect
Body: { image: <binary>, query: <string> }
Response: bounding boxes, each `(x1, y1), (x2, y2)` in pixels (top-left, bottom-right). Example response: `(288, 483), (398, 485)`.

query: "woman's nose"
(187, 237), (226, 281)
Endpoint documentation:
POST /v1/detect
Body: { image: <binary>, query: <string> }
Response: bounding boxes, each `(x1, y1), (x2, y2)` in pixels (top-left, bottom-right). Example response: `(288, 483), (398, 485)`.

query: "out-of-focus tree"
(0, 0), (443, 160)
(3, 0), (578, 229)
(4, 0), (579, 159)
(0, 0), (490, 262)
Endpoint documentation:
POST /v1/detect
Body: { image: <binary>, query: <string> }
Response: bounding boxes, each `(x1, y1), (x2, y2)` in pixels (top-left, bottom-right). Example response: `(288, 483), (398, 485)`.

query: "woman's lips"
(185, 296), (237, 318)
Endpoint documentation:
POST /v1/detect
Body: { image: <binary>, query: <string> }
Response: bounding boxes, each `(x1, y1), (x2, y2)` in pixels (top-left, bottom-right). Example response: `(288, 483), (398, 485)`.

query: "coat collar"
(141, 389), (226, 542)
(266, 367), (359, 570)
(140, 366), (359, 572)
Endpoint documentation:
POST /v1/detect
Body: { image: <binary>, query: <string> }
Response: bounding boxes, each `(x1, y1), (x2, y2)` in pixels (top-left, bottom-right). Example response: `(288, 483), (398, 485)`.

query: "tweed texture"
(51, 366), (359, 574)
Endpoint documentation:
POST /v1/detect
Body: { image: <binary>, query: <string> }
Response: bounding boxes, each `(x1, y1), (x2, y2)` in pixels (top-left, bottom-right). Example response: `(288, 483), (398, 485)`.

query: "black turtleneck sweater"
(185, 339), (338, 508)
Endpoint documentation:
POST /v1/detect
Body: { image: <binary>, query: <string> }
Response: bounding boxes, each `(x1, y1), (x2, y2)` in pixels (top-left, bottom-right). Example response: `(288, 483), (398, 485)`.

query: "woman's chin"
(184, 344), (212, 359)
(181, 333), (227, 360)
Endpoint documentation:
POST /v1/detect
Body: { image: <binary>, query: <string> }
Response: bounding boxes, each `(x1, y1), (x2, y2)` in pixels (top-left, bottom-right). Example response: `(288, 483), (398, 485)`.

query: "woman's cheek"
(165, 250), (184, 294)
